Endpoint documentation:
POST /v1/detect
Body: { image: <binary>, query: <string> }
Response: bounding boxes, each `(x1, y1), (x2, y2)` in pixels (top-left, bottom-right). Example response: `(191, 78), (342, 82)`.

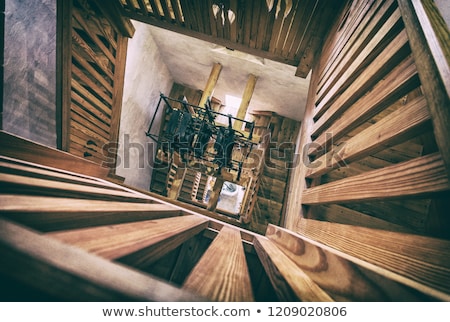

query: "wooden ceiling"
(114, 0), (345, 77)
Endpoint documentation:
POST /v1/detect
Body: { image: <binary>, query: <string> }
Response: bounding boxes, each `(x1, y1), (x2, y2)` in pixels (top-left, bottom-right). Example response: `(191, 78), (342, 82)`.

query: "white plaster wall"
(116, 21), (173, 190)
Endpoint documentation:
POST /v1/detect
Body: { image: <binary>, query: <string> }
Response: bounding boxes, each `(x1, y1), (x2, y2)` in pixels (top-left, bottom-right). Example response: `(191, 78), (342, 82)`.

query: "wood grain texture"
(312, 29), (410, 139)
(0, 195), (182, 232)
(302, 152), (450, 204)
(0, 131), (110, 179)
(48, 215), (208, 262)
(398, 0), (450, 180)
(295, 218), (450, 300)
(0, 172), (152, 202)
(315, 5), (402, 114)
(183, 225), (254, 301)
(254, 235), (333, 301)
(0, 218), (203, 301)
(56, 0), (72, 151)
(307, 95), (430, 178)
(265, 224), (429, 301)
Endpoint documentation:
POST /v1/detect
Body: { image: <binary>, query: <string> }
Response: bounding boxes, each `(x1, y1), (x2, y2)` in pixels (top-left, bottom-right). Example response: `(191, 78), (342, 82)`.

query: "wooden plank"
(314, 8), (404, 119)
(136, 0), (149, 15)
(148, 0), (161, 18)
(0, 218), (202, 301)
(229, 0), (239, 42)
(170, 0), (184, 25)
(268, 0), (285, 53)
(198, 62), (222, 108)
(159, 0), (173, 22)
(71, 117), (110, 144)
(72, 8), (116, 63)
(398, 0), (450, 180)
(56, 0), (72, 151)
(91, 0), (135, 37)
(309, 204), (415, 233)
(123, 9), (298, 65)
(72, 49), (113, 93)
(253, 235), (333, 301)
(71, 111), (109, 140)
(48, 215), (208, 262)
(302, 152), (450, 205)
(72, 64), (112, 105)
(0, 131), (110, 179)
(280, 0), (312, 57)
(317, 0), (379, 84)
(0, 172), (153, 202)
(295, 218), (450, 300)
(0, 195), (184, 232)
(71, 79), (112, 118)
(183, 225), (254, 301)
(314, 31), (409, 132)
(109, 35), (128, 173)
(249, 0), (261, 49)
(266, 224), (437, 301)
(317, 0), (395, 100)
(233, 74), (257, 132)
(72, 28), (113, 78)
(71, 100), (111, 134)
(310, 54), (420, 156)
(0, 158), (120, 191)
(307, 95), (430, 178)
(71, 92), (111, 126)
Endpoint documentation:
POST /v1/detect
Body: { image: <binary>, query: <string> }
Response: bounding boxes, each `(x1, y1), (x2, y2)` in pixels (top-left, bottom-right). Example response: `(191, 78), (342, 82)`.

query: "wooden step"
(0, 218), (203, 301)
(254, 235), (333, 301)
(183, 225), (254, 301)
(0, 195), (181, 232)
(48, 215), (209, 266)
(286, 219), (450, 301)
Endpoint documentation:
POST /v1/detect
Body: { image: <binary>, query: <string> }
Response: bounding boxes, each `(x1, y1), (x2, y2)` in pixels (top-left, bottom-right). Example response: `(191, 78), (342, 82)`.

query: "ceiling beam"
(121, 10), (300, 67)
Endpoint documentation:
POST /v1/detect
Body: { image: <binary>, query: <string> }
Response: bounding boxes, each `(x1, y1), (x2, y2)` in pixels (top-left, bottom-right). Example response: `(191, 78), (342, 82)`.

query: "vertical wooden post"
(56, 0), (72, 151)
(234, 74), (257, 131)
(199, 62), (222, 108)
(109, 35), (129, 174)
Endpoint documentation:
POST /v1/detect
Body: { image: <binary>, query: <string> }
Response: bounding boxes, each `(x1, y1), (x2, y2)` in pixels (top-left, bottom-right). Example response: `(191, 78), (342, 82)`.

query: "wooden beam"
(314, 27), (410, 131)
(253, 235), (333, 301)
(91, 0), (135, 38)
(56, 0), (72, 151)
(302, 152), (450, 205)
(121, 10), (299, 66)
(307, 95), (430, 178)
(316, 0), (398, 105)
(183, 225), (254, 301)
(0, 218), (203, 301)
(0, 195), (183, 232)
(0, 131), (110, 179)
(309, 55), (420, 156)
(0, 172), (153, 202)
(265, 224), (428, 300)
(233, 74), (257, 131)
(109, 35), (128, 174)
(198, 62), (222, 109)
(295, 218), (450, 301)
(48, 215), (208, 262)
(397, 0), (450, 180)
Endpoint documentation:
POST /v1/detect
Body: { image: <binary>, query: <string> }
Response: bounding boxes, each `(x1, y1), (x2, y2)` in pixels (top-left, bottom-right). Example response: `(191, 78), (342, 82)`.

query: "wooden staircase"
(1, 131), (450, 301)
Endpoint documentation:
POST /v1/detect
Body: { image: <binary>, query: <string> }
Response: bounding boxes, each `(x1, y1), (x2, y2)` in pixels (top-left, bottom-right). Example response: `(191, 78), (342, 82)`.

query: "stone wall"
(2, 0), (57, 147)
(115, 21), (173, 190)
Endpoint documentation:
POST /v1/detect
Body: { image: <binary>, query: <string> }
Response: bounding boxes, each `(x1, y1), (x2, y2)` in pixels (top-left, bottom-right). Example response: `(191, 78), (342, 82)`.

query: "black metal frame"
(146, 93), (256, 178)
